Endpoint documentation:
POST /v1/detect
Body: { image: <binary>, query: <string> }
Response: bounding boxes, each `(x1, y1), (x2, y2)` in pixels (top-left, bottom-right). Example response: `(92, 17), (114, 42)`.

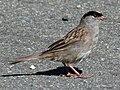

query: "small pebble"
(8, 70), (12, 73)
(76, 5), (81, 8)
(101, 58), (105, 61)
(30, 65), (36, 70)
(27, 48), (32, 51)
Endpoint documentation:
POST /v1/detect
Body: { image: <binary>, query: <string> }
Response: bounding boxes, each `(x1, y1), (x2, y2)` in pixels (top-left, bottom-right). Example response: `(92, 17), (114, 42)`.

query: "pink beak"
(99, 16), (107, 20)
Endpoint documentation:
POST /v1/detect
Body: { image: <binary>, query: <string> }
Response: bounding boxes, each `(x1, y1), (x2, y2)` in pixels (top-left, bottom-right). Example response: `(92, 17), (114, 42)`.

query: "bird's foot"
(63, 73), (94, 78)
(66, 72), (77, 78)
(76, 74), (94, 78)
(62, 72), (77, 78)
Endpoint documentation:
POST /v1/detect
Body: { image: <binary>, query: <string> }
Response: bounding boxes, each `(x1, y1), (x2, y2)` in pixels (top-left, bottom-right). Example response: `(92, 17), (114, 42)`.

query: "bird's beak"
(98, 16), (107, 20)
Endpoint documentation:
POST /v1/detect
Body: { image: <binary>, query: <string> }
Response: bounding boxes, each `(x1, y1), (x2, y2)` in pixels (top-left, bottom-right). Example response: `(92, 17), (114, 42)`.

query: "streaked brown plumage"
(10, 11), (106, 78)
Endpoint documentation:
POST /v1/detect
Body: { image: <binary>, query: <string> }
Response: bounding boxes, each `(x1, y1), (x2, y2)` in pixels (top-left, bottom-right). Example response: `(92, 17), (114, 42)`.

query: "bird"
(9, 10), (106, 78)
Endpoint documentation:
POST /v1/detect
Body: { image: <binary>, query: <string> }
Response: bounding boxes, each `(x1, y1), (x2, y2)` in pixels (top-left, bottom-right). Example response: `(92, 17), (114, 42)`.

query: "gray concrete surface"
(0, 0), (120, 90)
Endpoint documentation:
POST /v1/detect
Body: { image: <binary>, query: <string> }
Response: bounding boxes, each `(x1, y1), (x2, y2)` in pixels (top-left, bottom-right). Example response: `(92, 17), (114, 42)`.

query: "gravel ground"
(0, 0), (120, 90)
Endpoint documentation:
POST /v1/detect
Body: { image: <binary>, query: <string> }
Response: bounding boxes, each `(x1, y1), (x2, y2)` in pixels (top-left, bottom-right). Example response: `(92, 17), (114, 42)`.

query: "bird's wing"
(47, 26), (88, 51)
(9, 26), (88, 64)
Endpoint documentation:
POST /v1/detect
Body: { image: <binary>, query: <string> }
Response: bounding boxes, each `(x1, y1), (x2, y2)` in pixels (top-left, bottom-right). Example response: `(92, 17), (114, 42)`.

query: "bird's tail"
(9, 52), (52, 65)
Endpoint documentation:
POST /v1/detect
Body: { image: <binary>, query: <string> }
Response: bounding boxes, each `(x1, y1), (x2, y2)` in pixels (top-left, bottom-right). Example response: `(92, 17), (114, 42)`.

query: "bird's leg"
(62, 62), (75, 78)
(68, 64), (94, 78)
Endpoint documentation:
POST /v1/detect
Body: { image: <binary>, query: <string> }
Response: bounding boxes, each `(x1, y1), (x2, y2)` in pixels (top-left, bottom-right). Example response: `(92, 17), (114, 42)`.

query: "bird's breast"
(77, 50), (91, 59)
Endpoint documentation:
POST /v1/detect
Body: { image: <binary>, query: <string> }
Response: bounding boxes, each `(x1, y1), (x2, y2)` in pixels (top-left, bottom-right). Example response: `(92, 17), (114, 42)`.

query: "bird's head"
(80, 10), (106, 26)
(82, 10), (106, 21)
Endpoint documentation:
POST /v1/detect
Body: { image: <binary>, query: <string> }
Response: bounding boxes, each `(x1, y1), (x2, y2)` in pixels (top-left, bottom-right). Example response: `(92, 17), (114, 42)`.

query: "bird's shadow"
(1, 67), (82, 77)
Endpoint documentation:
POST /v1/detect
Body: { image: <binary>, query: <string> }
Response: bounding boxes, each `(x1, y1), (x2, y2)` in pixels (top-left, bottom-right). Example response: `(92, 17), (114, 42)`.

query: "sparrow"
(10, 10), (106, 78)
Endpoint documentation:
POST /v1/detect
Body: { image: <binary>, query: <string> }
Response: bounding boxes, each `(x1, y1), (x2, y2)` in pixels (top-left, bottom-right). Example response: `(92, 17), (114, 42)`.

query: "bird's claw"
(62, 73), (94, 78)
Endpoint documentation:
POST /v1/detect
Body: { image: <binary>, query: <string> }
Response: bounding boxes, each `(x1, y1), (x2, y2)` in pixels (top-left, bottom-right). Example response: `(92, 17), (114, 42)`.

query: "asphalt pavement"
(0, 0), (120, 90)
